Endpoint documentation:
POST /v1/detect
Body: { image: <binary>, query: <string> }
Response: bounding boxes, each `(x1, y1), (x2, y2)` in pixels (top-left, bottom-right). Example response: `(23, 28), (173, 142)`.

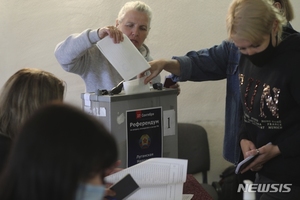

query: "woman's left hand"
(240, 143), (281, 173)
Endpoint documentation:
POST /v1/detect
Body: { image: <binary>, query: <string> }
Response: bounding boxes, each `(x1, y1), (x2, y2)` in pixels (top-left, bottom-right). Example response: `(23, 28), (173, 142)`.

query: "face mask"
(243, 34), (276, 68)
(75, 183), (105, 200)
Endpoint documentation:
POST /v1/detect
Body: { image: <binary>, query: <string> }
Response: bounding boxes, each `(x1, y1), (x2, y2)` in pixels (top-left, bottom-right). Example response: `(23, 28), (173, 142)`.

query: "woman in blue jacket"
(145, 0), (300, 199)
(144, 0), (297, 166)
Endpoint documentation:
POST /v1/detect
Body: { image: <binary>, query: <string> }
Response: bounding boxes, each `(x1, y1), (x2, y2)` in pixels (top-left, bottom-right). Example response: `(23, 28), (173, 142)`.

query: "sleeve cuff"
(88, 29), (101, 44)
(171, 56), (192, 81)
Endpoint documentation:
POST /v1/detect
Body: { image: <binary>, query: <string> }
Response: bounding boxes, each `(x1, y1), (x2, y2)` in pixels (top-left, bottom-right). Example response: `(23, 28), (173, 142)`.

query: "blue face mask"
(75, 183), (105, 200)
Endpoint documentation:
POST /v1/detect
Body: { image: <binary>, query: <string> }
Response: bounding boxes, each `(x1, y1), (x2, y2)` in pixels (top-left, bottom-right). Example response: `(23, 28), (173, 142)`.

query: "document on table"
(104, 158), (188, 200)
(96, 34), (150, 81)
(182, 194), (194, 200)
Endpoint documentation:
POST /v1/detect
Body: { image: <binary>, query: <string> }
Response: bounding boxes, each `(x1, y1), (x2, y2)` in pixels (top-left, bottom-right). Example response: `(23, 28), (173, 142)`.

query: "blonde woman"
(54, 1), (162, 93)
(226, 0), (300, 198)
(145, 0), (300, 198)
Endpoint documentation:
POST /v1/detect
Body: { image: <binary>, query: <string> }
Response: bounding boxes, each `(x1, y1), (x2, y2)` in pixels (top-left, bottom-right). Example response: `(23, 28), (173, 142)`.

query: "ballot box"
(81, 89), (178, 168)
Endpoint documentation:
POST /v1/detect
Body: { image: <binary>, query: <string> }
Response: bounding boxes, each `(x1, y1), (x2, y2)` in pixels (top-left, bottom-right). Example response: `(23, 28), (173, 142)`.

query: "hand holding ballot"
(96, 34), (151, 81)
(97, 26), (124, 44)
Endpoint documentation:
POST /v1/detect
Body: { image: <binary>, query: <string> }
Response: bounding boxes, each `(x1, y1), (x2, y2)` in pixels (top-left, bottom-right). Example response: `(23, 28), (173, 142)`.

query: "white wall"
(1, 0), (299, 183)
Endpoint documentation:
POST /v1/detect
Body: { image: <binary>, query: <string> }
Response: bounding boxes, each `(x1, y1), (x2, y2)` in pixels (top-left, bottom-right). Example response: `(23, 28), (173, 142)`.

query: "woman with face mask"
(143, 0), (297, 168)
(144, 0), (300, 198)
(0, 103), (118, 200)
(227, 0), (300, 199)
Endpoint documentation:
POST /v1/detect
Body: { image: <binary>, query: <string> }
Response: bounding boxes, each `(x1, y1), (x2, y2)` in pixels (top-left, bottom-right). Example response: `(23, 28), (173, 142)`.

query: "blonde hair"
(273, 0), (294, 21)
(226, 0), (286, 44)
(0, 68), (65, 139)
(117, 1), (152, 29)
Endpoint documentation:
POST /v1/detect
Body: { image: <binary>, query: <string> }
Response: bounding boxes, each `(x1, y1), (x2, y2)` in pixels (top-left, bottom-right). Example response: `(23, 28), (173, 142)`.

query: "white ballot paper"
(123, 76), (150, 94)
(182, 194), (194, 200)
(96, 34), (150, 81)
(105, 158), (188, 200)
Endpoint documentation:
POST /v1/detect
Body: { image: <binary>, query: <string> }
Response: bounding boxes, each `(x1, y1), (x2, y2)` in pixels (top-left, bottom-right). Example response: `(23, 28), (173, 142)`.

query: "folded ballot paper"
(96, 34), (150, 81)
(104, 158), (188, 200)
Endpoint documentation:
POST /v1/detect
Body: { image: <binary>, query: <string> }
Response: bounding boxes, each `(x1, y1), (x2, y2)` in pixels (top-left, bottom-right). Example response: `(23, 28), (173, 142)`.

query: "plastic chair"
(178, 122), (221, 200)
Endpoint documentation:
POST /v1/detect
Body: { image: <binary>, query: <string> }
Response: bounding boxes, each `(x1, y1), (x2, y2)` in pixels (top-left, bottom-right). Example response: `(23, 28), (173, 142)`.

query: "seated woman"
(0, 68), (65, 173)
(0, 102), (118, 200)
(0, 68), (65, 139)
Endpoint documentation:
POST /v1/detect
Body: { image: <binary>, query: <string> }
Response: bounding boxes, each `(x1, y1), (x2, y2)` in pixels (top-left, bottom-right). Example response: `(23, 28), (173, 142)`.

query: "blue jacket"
(171, 40), (242, 164)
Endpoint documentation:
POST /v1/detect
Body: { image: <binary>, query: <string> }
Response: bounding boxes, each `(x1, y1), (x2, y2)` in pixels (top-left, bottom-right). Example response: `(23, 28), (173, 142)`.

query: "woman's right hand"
(143, 59), (167, 84)
(97, 26), (124, 43)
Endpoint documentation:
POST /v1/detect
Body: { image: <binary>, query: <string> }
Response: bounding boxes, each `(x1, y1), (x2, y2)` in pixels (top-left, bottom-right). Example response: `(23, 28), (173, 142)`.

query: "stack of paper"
(105, 158), (188, 200)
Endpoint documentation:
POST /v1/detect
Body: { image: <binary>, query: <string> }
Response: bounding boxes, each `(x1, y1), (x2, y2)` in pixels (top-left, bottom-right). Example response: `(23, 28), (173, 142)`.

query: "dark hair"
(0, 68), (65, 139)
(0, 102), (118, 200)
(0, 134), (11, 172)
